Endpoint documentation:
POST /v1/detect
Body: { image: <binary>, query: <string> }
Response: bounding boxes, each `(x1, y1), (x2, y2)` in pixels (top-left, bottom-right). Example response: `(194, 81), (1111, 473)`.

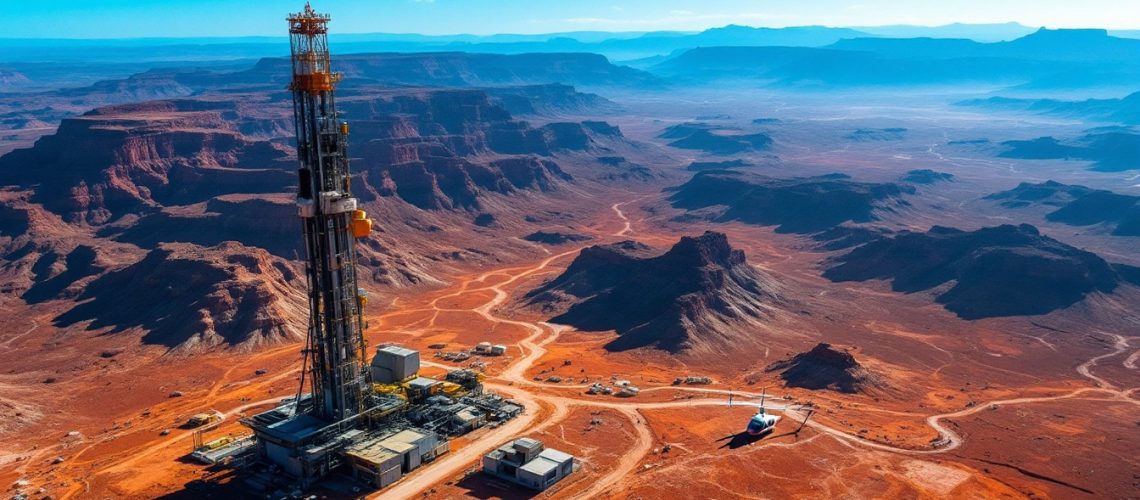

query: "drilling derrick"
(241, 3), (384, 486)
(288, 1), (369, 424)
(233, 4), (523, 491)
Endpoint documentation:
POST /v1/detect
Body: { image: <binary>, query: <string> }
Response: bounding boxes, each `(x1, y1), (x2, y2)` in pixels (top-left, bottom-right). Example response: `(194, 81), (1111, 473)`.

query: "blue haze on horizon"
(6, 0), (1140, 39)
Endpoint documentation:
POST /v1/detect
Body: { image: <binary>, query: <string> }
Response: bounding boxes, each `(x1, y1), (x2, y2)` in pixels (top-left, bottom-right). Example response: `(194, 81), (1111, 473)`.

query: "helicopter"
(745, 388), (780, 436)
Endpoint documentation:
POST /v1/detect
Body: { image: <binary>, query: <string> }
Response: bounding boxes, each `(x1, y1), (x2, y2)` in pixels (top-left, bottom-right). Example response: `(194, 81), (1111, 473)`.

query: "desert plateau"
(0, 2), (1138, 499)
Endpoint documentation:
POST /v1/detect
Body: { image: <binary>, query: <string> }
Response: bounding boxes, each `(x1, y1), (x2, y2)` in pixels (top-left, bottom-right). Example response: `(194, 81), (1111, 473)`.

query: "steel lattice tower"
(288, 2), (373, 423)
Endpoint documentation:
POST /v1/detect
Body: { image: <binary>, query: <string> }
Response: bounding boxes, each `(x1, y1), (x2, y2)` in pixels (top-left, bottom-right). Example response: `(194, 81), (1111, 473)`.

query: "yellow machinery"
(186, 412), (219, 428)
(352, 209), (373, 238)
(357, 288), (369, 308)
(370, 376), (477, 401)
(200, 436), (235, 451)
(438, 381), (466, 396)
(372, 383), (408, 400)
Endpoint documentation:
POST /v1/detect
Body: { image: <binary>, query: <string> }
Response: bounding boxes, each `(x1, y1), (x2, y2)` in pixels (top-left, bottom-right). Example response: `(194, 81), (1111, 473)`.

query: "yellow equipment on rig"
(352, 209), (373, 238)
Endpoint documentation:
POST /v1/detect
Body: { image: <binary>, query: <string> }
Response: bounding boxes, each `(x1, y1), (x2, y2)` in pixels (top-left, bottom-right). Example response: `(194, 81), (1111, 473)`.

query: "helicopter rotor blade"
(795, 408), (815, 435)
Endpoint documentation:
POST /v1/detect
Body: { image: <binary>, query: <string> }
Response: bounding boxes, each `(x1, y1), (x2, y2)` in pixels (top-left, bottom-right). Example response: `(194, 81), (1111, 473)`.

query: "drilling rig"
(235, 4), (523, 491)
(240, 3), (396, 486)
(288, 0), (371, 426)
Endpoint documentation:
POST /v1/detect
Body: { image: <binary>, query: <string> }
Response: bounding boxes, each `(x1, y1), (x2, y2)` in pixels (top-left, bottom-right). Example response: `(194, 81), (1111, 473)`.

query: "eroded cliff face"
(343, 89), (620, 209)
(0, 108), (292, 224)
(0, 84), (628, 351)
(54, 242), (306, 351)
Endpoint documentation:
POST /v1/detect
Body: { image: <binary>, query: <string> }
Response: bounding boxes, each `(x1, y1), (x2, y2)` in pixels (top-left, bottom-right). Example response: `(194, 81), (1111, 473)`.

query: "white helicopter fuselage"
(746, 412), (781, 435)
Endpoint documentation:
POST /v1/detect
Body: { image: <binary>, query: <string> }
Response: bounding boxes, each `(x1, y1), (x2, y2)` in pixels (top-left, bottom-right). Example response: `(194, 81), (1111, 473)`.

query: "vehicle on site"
(742, 389), (816, 437)
(746, 389), (780, 436)
(185, 412), (220, 428)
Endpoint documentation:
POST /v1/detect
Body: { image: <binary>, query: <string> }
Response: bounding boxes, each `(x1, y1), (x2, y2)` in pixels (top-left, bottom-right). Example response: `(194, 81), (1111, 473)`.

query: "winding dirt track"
(1, 317), (38, 349)
(63, 197), (1135, 499)
(367, 199), (1140, 498)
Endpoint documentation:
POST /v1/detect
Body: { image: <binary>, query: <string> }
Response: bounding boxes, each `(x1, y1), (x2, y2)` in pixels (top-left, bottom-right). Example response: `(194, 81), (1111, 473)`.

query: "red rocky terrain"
(668, 170), (914, 234)
(766, 343), (885, 394)
(526, 231), (786, 354)
(0, 80), (636, 352)
(824, 224), (1140, 319)
(0, 104), (291, 224)
(53, 242), (305, 351)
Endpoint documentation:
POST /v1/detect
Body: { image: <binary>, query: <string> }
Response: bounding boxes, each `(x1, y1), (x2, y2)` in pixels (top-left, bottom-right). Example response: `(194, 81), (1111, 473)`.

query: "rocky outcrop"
(811, 225), (894, 251)
(901, 169), (954, 184)
(659, 121), (775, 155)
(1049, 191), (1140, 236)
(669, 171), (913, 233)
(987, 181), (1140, 236)
(687, 159), (752, 171)
(485, 84), (620, 116)
(115, 194), (302, 257)
(363, 155), (571, 210)
(20, 245), (107, 304)
(985, 180), (1093, 208)
(55, 72), (195, 104)
(523, 231), (593, 245)
(659, 122), (724, 139)
(592, 156), (657, 182)
(824, 224), (1135, 319)
(846, 128), (907, 141)
(999, 131), (1140, 172)
(0, 69), (30, 90)
(526, 232), (782, 353)
(242, 52), (660, 88)
(766, 343), (882, 393)
(0, 202), (30, 240)
(0, 107), (292, 224)
(54, 242), (304, 351)
(341, 89), (622, 209)
(958, 91), (1140, 126)
(667, 129), (772, 155)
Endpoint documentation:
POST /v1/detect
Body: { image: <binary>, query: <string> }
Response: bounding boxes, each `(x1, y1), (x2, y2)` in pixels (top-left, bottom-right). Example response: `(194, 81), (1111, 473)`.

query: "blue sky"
(8, 0), (1138, 38)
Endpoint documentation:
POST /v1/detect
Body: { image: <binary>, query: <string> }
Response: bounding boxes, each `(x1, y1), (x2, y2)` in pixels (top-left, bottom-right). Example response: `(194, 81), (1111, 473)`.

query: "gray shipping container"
(378, 464), (402, 488)
(371, 346), (420, 383)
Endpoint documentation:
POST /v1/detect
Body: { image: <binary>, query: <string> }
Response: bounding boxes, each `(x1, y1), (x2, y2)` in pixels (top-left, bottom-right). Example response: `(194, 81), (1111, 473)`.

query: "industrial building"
(344, 428), (450, 488)
(237, 341), (520, 492)
(483, 438), (576, 491)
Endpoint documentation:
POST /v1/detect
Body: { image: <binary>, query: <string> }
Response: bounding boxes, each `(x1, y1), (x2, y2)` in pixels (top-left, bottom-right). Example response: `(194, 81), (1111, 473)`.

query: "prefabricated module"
(232, 3), (522, 492)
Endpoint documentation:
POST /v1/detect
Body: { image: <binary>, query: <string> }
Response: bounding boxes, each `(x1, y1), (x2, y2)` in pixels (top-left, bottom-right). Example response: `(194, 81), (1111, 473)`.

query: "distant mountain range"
(4, 25), (1139, 92)
(959, 92), (1140, 125)
(651, 28), (1140, 89)
(3, 22), (1129, 66)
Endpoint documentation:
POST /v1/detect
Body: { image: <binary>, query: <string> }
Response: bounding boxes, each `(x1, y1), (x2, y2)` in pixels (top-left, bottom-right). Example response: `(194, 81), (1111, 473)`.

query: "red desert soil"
(1, 190), (1138, 499)
(1, 190), (1137, 499)
(3, 99), (1140, 498)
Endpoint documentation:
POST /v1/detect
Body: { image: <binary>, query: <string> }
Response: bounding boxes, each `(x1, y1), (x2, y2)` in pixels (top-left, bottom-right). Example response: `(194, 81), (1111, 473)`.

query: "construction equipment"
(186, 412), (220, 428)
